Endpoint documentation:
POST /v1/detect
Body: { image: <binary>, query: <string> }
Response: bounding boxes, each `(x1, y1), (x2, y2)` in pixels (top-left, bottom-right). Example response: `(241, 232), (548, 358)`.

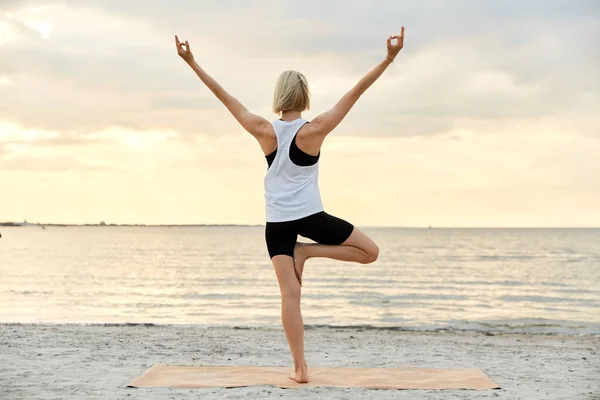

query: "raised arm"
(174, 35), (271, 139)
(310, 27), (405, 137)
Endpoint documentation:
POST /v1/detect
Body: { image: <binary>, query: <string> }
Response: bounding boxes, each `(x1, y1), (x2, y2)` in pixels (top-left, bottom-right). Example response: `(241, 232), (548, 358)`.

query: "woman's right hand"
(386, 26), (405, 61)
(175, 35), (194, 64)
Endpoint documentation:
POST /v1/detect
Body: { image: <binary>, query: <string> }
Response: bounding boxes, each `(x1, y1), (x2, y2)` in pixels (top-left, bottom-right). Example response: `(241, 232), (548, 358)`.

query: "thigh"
(298, 211), (354, 245)
(340, 226), (379, 255)
(265, 221), (298, 258)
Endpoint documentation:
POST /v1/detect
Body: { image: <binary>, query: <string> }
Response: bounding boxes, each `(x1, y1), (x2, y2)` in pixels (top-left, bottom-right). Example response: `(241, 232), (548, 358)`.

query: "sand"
(0, 323), (598, 399)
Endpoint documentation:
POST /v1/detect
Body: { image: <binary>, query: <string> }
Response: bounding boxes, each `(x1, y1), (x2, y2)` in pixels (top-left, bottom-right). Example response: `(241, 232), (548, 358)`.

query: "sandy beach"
(0, 323), (598, 399)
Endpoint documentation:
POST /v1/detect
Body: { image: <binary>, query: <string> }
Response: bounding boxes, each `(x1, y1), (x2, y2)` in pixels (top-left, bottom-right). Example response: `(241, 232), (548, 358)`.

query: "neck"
(280, 110), (301, 121)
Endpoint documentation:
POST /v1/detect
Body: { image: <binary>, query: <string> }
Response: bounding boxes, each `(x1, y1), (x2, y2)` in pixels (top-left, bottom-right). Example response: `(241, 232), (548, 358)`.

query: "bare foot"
(289, 361), (309, 384)
(293, 243), (307, 286)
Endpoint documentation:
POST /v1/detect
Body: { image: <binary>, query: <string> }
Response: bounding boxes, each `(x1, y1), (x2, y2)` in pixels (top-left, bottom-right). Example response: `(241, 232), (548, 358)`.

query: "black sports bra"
(265, 121), (320, 168)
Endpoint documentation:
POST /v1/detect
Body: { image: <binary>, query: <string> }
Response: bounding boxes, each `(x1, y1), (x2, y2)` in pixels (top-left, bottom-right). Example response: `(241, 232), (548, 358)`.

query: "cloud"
(0, 1), (56, 12)
(0, 154), (121, 172)
(3, 117), (599, 226)
(0, 0), (598, 139)
(0, 1), (600, 136)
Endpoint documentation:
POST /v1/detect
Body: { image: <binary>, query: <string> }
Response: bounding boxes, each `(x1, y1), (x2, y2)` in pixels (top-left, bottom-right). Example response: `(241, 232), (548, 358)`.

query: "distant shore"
(1, 223), (598, 229)
(0, 222), (264, 227)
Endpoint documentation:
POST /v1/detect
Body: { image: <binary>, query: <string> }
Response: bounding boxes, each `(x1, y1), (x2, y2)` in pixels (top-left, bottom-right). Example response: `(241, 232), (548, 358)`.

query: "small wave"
(6, 290), (54, 295)
(79, 322), (157, 327)
(500, 295), (599, 306)
(305, 318), (600, 335)
(0, 322), (158, 327)
(478, 255), (535, 260)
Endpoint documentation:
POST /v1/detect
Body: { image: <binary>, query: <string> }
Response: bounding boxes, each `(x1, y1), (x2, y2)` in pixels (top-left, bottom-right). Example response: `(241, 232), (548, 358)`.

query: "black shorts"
(265, 211), (354, 258)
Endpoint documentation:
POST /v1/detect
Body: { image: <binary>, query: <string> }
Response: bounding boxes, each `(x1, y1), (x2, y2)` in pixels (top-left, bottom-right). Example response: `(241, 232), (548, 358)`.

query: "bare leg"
(271, 255), (309, 383)
(294, 227), (379, 285)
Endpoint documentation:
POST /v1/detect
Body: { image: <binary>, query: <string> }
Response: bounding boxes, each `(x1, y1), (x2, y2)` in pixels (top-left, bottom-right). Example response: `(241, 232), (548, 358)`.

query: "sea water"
(1, 226), (599, 334)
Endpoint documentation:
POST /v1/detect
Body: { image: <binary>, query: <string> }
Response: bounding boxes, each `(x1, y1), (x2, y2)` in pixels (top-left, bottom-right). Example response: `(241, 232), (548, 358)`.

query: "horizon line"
(1, 222), (599, 229)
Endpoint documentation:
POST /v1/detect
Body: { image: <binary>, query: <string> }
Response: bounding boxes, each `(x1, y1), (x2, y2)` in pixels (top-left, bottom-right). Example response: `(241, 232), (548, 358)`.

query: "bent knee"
(361, 244), (379, 264)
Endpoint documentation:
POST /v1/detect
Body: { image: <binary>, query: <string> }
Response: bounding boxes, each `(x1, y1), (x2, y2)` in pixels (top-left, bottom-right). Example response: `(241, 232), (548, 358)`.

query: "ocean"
(1, 226), (599, 335)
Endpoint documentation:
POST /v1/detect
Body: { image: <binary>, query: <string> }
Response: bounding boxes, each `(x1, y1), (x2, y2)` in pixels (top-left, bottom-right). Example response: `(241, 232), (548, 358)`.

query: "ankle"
(294, 360), (307, 370)
(298, 243), (312, 259)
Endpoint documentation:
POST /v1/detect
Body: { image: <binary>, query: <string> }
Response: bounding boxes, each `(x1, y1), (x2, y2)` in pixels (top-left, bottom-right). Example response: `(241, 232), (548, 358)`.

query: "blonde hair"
(272, 70), (310, 114)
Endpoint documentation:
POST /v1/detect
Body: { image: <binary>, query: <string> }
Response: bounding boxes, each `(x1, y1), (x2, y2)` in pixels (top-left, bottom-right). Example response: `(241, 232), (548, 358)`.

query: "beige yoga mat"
(127, 363), (500, 390)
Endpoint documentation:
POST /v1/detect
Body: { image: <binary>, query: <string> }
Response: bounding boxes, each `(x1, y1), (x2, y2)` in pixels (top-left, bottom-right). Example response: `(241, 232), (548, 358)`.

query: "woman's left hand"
(175, 35), (194, 63)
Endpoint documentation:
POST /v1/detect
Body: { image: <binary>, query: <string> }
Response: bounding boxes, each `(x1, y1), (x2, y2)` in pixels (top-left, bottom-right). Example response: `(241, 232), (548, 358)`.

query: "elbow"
(215, 90), (226, 103)
(346, 89), (361, 103)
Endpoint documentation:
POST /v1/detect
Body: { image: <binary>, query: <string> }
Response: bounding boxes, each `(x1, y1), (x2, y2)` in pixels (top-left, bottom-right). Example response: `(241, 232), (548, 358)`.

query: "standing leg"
(271, 255), (309, 383)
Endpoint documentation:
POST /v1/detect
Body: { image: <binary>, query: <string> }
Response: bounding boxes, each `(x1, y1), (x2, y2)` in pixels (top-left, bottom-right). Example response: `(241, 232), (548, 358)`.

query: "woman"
(175, 27), (405, 384)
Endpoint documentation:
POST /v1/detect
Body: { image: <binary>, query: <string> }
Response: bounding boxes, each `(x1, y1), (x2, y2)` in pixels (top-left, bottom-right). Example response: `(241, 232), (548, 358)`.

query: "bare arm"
(311, 27), (405, 136)
(175, 35), (271, 138)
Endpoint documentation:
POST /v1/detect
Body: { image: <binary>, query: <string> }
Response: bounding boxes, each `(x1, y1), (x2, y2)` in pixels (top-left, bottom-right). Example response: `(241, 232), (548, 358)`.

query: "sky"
(0, 0), (599, 227)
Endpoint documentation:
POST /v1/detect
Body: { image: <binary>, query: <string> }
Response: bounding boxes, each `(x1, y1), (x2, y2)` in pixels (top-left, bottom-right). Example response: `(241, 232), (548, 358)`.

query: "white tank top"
(264, 118), (324, 222)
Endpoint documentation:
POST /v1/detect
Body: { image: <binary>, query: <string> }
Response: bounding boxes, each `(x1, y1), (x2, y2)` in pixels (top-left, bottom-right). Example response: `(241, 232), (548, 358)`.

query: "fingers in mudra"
(390, 27), (404, 47)
(386, 26), (404, 59)
(175, 35), (192, 60)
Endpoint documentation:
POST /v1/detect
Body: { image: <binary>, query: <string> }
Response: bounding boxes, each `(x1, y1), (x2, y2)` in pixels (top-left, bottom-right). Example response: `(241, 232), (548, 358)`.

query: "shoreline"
(1, 323), (598, 399)
(1, 321), (598, 337)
